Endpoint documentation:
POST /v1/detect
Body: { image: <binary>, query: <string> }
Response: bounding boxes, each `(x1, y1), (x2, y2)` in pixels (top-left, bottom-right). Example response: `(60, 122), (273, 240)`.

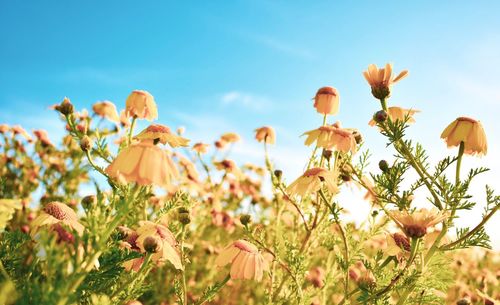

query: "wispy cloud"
(220, 91), (272, 112)
(246, 33), (314, 60)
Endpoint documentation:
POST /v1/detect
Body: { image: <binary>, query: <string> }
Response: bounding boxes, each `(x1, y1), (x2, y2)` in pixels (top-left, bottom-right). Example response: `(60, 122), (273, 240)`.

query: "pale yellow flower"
(313, 86), (339, 115)
(215, 239), (269, 281)
(105, 140), (179, 186)
(220, 132), (241, 143)
(303, 122), (357, 154)
(385, 232), (411, 256)
(135, 124), (189, 147)
(440, 117), (487, 156)
(192, 142), (210, 154)
(31, 202), (84, 236)
(135, 221), (183, 270)
(363, 63), (408, 99)
(0, 124), (9, 134)
(125, 90), (158, 121)
(286, 167), (338, 197)
(33, 129), (54, 146)
(0, 199), (22, 232)
(254, 126), (276, 144)
(12, 125), (33, 142)
(92, 101), (120, 123)
(389, 208), (448, 238)
(368, 107), (419, 126)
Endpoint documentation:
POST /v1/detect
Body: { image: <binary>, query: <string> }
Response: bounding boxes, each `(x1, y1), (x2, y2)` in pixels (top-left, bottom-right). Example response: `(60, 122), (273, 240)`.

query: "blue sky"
(1, 1), (500, 247)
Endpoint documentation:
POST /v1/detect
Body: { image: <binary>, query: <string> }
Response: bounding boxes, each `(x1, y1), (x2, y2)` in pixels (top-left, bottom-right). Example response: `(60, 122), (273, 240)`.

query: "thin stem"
(128, 116), (137, 144)
(180, 225), (188, 305)
(194, 274), (231, 305)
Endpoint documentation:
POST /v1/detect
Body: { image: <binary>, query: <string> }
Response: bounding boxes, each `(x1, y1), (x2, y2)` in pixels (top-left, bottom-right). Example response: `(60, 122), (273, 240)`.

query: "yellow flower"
(105, 140), (179, 186)
(12, 125), (33, 142)
(135, 221), (183, 270)
(363, 63), (408, 100)
(220, 132), (241, 143)
(254, 126), (276, 144)
(192, 142), (209, 154)
(313, 86), (340, 115)
(0, 124), (9, 134)
(303, 122), (357, 153)
(0, 199), (22, 232)
(368, 107), (419, 126)
(92, 101), (120, 123)
(286, 167), (338, 197)
(125, 90), (158, 121)
(385, 232), (411, 256)
(33, 129), (54, 147)
(135, 124), (190, 147)
(215, 239), (269, 281)
(389, 208), (448, 238)
(31, 201), (84, 236)
(440, 117), (487, 156)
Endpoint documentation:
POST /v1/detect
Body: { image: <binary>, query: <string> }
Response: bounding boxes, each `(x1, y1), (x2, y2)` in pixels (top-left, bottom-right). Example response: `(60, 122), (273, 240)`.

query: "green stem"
(380, 98), (388, 111)
(180, 226), (188, 305)
(128, 116), (137, 144)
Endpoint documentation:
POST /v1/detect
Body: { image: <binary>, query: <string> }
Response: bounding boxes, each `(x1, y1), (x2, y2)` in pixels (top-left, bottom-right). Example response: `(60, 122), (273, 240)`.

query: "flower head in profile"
(368, 107), (419, 126)
(135, 221), (183, 270)
(349, 261), (376, 289)
(220, 132), (241, 143)
(12, 125), (33, 142)
(105, 140), (179, 186)
(31, 201), (84, 236)
(363, 63), (408, 100)
(286, 167), (338, 197)
(389, 208), (448, 239)
(385, 232), (411, 256)
(215, 239), (269, 281)
(254, 126), (276, 144)
(125, 90), (158, 121)
(0, 124), (9, 134)
(440, 117), (487, 156)
(135, 124), (190, 147)
(192, 142), (210, 154)
(306, 266), (326, 288)
(92, 101), (120, 123)
(303, 122), (357, 154)
(33, 129), (54, 147)
(313, 86), (339, 115)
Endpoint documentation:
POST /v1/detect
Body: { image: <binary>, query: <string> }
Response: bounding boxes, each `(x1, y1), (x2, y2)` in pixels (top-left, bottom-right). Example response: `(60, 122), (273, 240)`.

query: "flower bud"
(177, 207), (190, 214)
(80, 136), (93, 152)
(274, 169), (283, 181)
(178, 212), (191, 225)
(322, 149), (333, 161)
(240, 214), (252, 226)
(378, 160), (389, 172)
(55, 97), (74, 116)
(373, 110), (388, 124)
(352, 130), (363, 144)
(81, 195), (97, 209)
(456, 299), (471, 305)
(143, 236), (161, 253)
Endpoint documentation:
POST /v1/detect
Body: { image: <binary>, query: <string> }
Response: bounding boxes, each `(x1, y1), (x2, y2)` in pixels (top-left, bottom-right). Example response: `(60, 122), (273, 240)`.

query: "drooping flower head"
(92, 101), (120, 123)
(135, 221), (183, 270)
(135, 124), (190, 147)
(313, 86), (340, 115)
(303, 122), (357, 154)
(125, 90), (158, 121)
(254, 126), (276, 144)
(286, 167), (338, 197)
(12, 125), (33, 142)
(192, 142), (210, 154)
(389, 208), (448, 239)
(105, 140), (179, 186)
(363, 63), (408, 100)
(215, 239), (269, 281)
(220, 132), (241, 144)
(368, 107), (419, 126)
(31, 201), (84, 236)
(440, 117), (487, 156)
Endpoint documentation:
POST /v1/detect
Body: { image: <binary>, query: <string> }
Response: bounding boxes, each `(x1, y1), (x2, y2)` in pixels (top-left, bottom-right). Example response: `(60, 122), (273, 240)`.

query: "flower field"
(0, 64), (498, 305)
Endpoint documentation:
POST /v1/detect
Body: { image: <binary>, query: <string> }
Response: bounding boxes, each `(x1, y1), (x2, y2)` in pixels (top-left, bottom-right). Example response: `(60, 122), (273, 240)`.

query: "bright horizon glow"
(1, 1), (499, 248)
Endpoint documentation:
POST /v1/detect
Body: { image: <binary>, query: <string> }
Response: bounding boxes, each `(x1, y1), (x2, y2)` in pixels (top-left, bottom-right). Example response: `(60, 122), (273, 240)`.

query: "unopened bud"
(80, 136), (93, 152)
(177, 207), (189, 214)
(274, 169), (283, 181)
(143, 236), (161, 253)
(456, 299), (471, 305)
(178, 212), (191, 225)
(240, 214), (252, 226)
(378, 160), (389, 172)
(322, 149), (333, 161)
(373, 110), (388, 124)
(56, 97), (74, 116)
(352, 130), (363, 144)
(81, 195), (97, 209)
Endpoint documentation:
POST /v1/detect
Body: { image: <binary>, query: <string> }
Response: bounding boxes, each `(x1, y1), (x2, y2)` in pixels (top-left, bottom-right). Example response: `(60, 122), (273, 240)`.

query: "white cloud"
(220, 91), (272, 111)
